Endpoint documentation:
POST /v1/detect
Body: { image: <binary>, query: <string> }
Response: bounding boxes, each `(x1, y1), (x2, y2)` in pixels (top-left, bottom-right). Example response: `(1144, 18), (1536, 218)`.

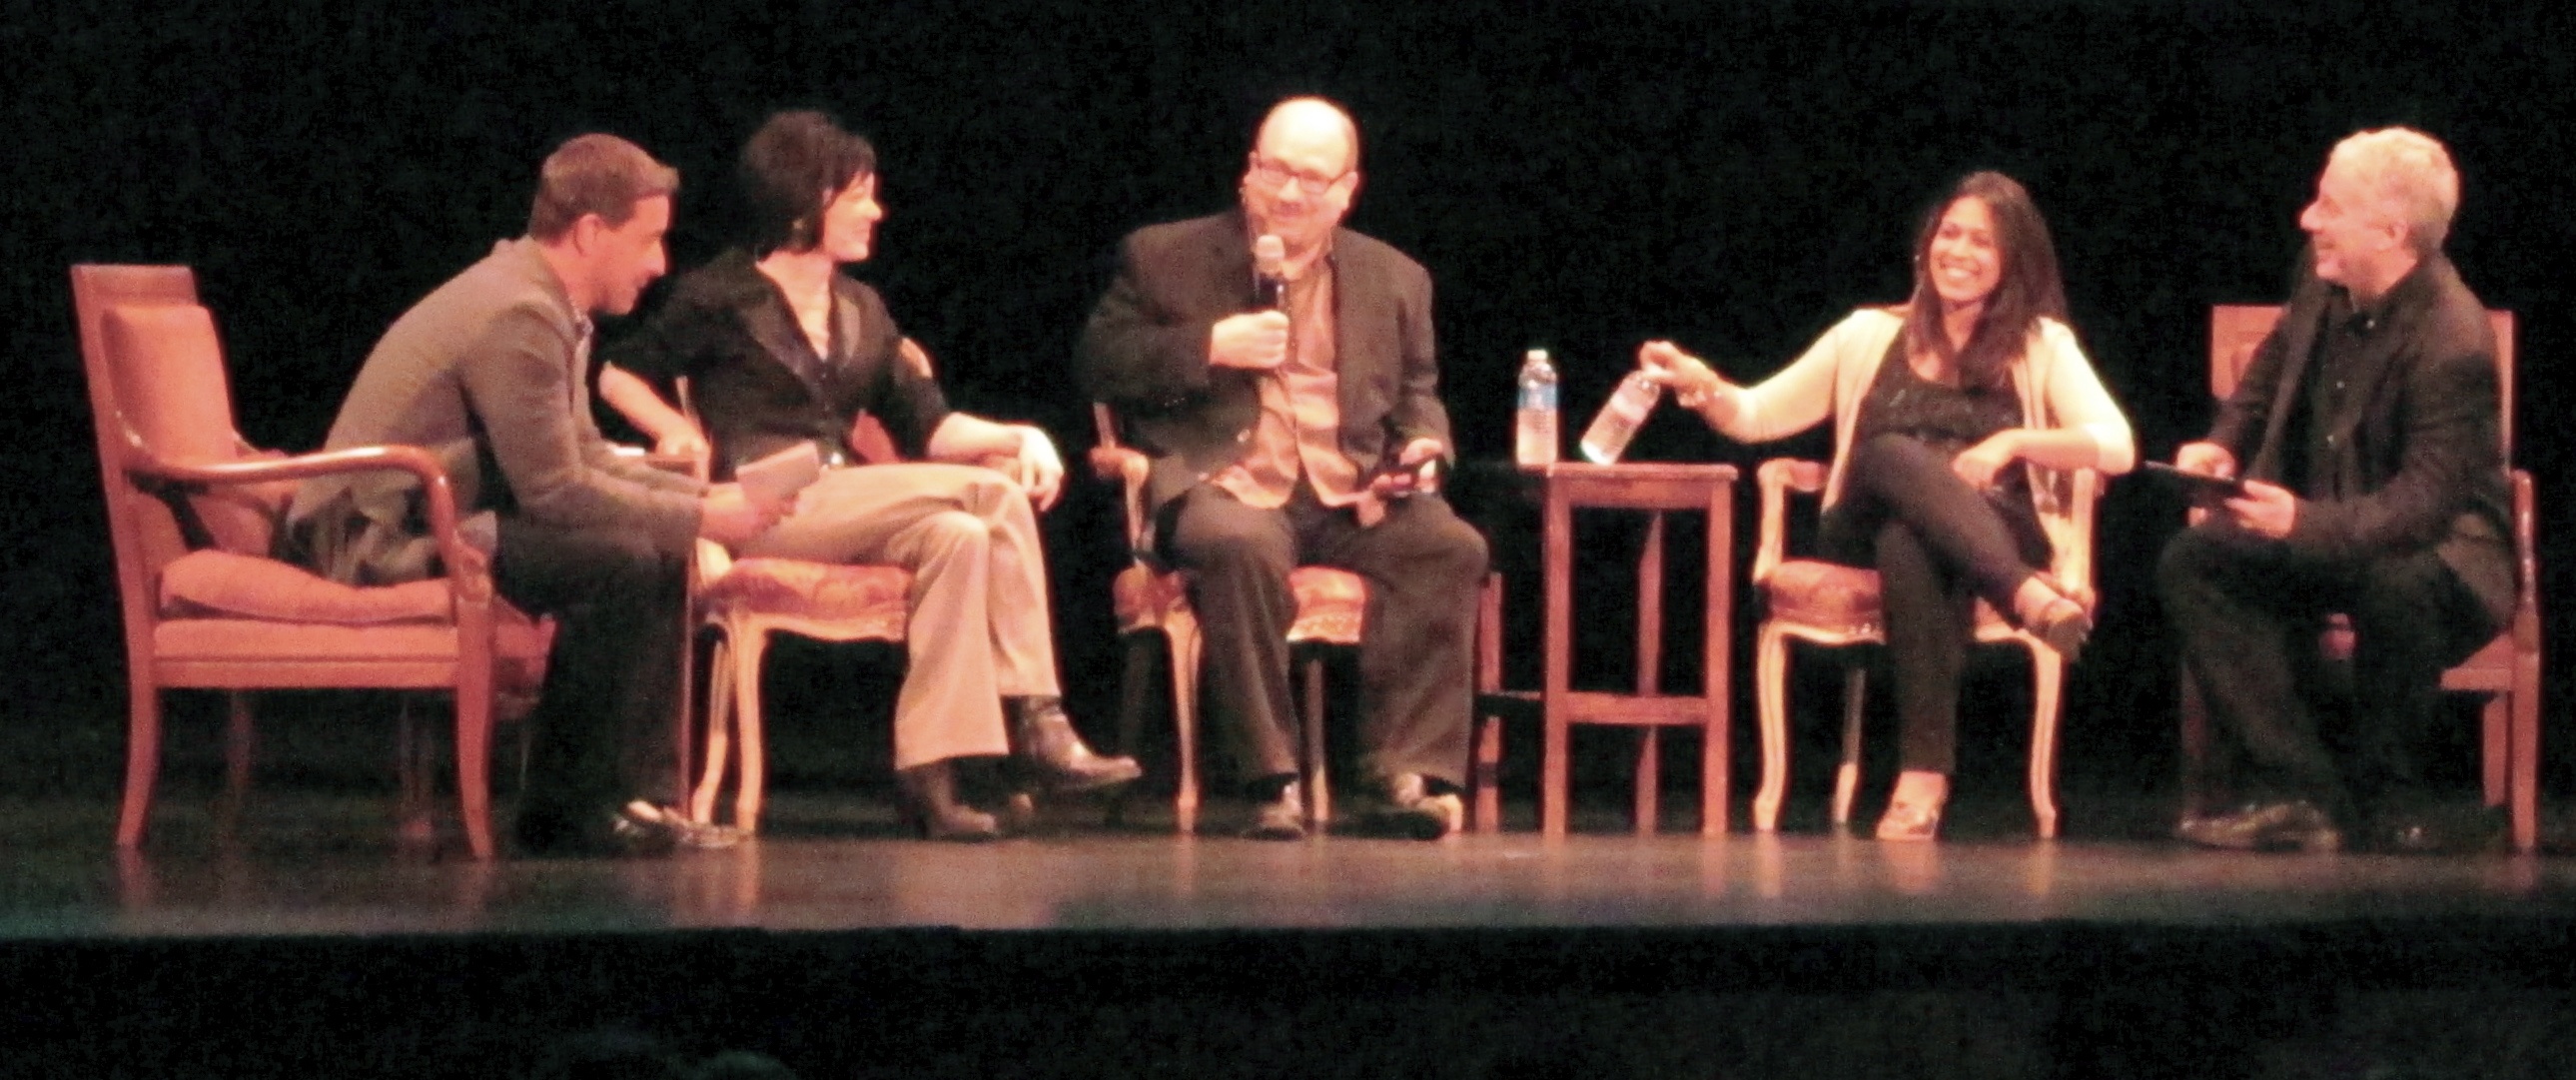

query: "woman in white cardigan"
(1639, 172), (2134, 840)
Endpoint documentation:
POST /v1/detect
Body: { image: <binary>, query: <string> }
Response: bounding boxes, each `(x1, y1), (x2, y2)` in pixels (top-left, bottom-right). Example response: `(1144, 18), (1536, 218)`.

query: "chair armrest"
(2052, 469), (2103, 608)
(1752, 459), (1828, 587)
(1088, 403), (1155, 558)
(118, 426), (492, 602)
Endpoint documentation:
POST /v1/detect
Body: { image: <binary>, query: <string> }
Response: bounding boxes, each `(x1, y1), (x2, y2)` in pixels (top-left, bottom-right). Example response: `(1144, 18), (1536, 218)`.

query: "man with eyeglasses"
(1081, 96), (1486, 840)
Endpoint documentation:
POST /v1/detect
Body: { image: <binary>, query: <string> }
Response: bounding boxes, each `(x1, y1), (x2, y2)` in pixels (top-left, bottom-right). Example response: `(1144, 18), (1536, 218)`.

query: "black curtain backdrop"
(8, 0), (2569, 803)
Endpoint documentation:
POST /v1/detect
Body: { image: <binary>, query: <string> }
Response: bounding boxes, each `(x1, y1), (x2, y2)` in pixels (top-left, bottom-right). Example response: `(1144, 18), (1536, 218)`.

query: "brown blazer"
(1078, 210), (1450, 522)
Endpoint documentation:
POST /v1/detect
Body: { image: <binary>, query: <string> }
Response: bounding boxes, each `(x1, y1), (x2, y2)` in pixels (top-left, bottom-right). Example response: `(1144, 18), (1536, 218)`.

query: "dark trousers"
(1820, 435), (2052, 775)
(492, 517), (689, 826)
(1161, 484), (1488, 789)
(2158, 521), (2495, 819)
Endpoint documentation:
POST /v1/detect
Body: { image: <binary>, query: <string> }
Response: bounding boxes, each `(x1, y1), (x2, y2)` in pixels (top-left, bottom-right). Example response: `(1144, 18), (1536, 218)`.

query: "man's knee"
(1420, 513), (1488, 584)
(2156, 525), (2230, 600)
(1169, 504), (1292, 579)
(2349, 551), (2491, 660)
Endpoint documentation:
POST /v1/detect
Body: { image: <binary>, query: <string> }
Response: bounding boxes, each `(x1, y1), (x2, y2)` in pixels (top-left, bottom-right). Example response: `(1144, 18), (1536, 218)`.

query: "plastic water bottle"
(1579, 370), (1664, 465)
(1514, 349), (1559, 467)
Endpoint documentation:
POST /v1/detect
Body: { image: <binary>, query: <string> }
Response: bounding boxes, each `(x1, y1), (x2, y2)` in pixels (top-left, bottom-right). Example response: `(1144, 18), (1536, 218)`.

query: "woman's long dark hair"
(1900, 171), (2067, 391)
(739, 110), (877, 258)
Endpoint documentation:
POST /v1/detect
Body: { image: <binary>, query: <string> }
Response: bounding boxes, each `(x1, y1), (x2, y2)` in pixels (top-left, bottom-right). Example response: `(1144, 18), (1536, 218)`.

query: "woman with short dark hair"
(1639, 171), (2134, 840)
(600, 111), (1139, 840)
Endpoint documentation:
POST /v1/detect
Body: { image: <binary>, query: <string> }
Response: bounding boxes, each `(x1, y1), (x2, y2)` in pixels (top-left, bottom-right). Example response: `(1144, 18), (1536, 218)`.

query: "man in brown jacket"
(285, 135), (782, 856)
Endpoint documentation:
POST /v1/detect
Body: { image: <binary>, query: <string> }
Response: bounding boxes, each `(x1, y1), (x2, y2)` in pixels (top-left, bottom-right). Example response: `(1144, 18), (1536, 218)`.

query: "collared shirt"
(2294, 263), (2425, 500)
(1212, 249), (1364, 509)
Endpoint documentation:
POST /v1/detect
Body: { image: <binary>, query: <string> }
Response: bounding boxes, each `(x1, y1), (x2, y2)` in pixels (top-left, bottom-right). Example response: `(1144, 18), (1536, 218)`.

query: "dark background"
(8, 0), (2569, 813)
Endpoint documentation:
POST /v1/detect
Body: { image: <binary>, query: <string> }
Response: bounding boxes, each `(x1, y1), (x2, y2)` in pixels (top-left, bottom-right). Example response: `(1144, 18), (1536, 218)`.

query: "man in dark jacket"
(2161, 127), (2514, 854)
(1079, 97), (1487, 839)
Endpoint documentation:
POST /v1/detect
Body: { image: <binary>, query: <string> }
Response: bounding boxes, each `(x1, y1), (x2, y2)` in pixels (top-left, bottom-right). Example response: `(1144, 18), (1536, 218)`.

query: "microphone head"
(1253, 234), (1286, 278)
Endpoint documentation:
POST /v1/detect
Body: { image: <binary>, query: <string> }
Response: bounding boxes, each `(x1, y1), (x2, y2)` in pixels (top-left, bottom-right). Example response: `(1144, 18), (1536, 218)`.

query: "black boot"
(895, 760), (1000, 842)
(1008, 696), (1144, 793)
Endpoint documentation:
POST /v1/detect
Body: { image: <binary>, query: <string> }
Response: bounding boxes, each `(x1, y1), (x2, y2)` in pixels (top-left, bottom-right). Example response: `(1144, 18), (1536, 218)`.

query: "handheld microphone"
(1253, 234), (1287, 310)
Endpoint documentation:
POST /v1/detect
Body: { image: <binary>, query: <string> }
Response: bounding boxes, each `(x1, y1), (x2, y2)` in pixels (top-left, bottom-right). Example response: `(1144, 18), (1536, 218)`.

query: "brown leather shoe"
(1244, 781), (1307, 840)
(2174, 800), (2341, 852)
(1379, 772), (1463, 840)
(1009, 696), (1144, 793)
(896, 760), (1000, 842)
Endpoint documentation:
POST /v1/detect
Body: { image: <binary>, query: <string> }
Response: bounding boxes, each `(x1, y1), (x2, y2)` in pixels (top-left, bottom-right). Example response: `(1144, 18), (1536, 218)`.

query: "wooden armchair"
(72, 265), (549, 859)
(1087, 404), (1368, 833)
(1748, 458), (2101, 838)
(682, 403), (913, 835)
(2180, 306), (2540, 852)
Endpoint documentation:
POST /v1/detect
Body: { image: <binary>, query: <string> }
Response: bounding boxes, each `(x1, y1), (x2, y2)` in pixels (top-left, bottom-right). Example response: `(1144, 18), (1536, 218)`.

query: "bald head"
(1255, 97), (1360, 175)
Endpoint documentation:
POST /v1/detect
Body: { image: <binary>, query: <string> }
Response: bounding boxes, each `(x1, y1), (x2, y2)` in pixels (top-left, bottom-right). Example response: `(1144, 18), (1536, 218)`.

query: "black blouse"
(1853, 335), (2029, 494)
(602, 249), (950, 480)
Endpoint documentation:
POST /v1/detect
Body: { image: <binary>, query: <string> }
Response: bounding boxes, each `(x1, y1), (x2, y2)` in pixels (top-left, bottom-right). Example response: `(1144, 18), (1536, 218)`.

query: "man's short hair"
(739, 110), (878, 257)
(526, 134), (680, 242)
(2330, 127), (2458, 254)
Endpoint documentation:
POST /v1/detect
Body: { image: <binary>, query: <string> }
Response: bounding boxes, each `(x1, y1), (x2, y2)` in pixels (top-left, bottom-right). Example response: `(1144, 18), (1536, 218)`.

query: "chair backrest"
(2210, 304), (2517, 458)
(72, 265), (269, 647)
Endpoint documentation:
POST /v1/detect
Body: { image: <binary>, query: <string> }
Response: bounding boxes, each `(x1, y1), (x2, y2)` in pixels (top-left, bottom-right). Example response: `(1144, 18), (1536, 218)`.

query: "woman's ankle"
(1891, 769), (1950, 805)
(2011, 573), (2064, 627)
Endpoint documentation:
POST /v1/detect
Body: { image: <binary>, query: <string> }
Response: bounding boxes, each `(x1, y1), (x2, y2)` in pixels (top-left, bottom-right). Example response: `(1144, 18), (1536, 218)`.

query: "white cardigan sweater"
(1710, 308), (2135, 523)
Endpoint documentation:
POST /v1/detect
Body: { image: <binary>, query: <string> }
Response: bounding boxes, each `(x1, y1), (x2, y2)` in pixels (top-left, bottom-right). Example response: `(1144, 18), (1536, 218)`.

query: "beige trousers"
(738, 463), (1059, 769)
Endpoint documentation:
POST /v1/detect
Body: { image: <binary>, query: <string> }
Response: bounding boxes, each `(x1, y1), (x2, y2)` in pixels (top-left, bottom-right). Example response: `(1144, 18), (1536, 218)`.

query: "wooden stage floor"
(6, 790), (2576, 1079)
(5, 790), (2571, 941)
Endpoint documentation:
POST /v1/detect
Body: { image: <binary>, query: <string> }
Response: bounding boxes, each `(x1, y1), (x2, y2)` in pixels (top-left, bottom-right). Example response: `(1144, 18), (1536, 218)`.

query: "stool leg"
(1474, 716), (1502, 833)
(1633, 729), (1659, 835)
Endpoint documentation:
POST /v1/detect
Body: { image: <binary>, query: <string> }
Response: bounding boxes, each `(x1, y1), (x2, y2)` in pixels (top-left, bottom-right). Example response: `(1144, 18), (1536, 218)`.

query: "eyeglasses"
(1248, 156), (1352, 199)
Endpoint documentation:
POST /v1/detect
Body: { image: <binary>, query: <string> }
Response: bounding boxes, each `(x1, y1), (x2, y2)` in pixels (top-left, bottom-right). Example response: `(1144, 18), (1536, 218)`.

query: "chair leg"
(2481, 695), (2507, 807)
(219, 691), (257, 842)
(2511, 658), (2541, 854)
(733, 626), (770, 835)
(1752, 626), (1792, 832)
(692, 634), (736, 826)
(1168, 611), (1203, 836)
(1301, 650), (1329, 829)
(395, 695), (434, 847)
(116, 673), (161, 849)
(2028, 642), (2065, 840)
(1830, 666), (1868, 828)
(455, 652), (498, 861)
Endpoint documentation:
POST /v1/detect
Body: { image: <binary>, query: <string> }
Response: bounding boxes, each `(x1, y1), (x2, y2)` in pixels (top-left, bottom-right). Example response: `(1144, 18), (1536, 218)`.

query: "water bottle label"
(1518, 383), (1557, 412)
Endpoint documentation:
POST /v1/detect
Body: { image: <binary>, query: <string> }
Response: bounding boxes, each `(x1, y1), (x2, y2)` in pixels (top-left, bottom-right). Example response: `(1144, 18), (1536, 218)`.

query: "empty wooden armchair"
(72, 265), (549, 859)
